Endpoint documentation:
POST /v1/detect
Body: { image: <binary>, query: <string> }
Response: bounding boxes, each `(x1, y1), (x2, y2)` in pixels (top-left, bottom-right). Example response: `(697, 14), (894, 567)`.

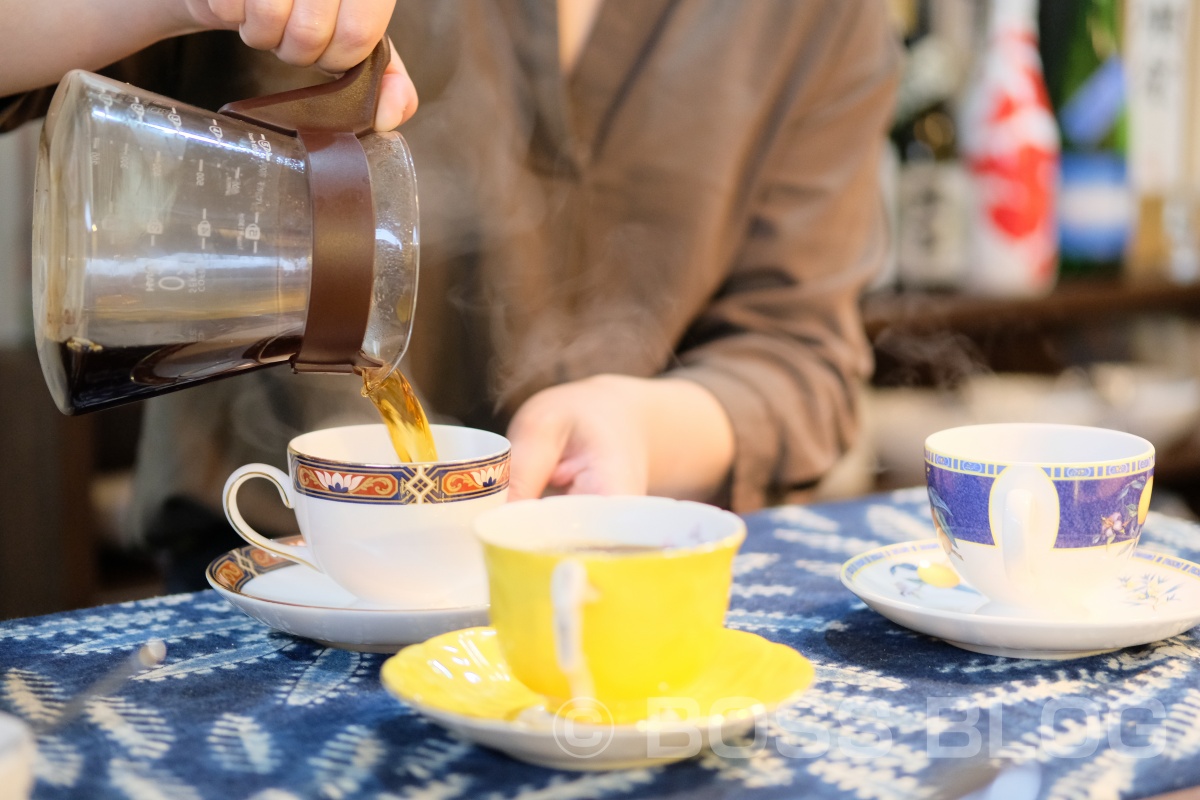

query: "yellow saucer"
(381, 627), (813, 769)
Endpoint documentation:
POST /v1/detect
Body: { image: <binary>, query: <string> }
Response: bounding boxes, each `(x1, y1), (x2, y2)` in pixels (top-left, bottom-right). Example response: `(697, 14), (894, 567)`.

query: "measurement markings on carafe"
(114, 102), (279, 295)
(147, 216), (163, 247)
(73, 75), (312, 320)
(237, 210), (262, 254)
(198, 209), (211, 251)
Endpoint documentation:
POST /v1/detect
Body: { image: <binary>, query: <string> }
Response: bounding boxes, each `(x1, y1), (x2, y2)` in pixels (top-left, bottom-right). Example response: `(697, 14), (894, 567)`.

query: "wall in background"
(0, 123), (37, 346)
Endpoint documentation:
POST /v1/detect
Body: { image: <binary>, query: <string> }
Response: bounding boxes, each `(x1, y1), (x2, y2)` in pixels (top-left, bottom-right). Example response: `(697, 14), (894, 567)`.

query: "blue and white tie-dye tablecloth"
(3, 488), (1200, 800)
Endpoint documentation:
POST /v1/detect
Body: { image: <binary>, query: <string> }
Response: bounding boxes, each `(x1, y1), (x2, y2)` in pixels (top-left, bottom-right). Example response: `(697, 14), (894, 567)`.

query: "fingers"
(269, 0), (339, 64)
(312, 0), (393, 74)
(238, 0), (293, 51)
(197, 0), (247, 29)
(506, 408), (569, 503)
(505, 378), (651, 502)
(374, 46), (418, 129)
(250, 0), (392, 73)
(552, 457), (639, 497)
(221, 1), (414, 130)
(218, 0), (388, 68)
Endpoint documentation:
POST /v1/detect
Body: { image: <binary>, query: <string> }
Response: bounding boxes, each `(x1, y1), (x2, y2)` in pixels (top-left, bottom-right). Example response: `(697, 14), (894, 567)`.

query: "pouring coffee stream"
(366, 369), (437, 463)
(32, 39), (437, 463)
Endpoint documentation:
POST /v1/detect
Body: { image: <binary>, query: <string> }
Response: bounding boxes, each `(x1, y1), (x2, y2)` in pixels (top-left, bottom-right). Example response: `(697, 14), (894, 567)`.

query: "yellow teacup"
(474, 495), (745, 707)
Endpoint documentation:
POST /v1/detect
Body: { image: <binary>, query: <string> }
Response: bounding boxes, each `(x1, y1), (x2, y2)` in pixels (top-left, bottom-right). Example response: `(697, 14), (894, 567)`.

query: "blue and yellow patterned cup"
(223, 424), (509, 608)
(474, 495), (745, 707)
(925, 423), (1154, 617)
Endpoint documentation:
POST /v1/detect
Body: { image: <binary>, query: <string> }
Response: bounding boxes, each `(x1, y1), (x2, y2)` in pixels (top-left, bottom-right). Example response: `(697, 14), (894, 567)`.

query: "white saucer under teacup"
(206, 540), (488, 652)
(841, 539), (1200, 659)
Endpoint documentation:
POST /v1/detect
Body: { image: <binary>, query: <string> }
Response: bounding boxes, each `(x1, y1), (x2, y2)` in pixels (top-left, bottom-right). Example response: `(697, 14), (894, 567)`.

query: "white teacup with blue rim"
(924, 423), (1154, 618)
(222, 423), (509, 608)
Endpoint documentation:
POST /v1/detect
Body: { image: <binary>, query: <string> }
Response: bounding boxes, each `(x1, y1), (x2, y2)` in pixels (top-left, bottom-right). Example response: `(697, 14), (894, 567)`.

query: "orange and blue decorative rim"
(289, 451), (509, 504)
(208, 538), (298, 593)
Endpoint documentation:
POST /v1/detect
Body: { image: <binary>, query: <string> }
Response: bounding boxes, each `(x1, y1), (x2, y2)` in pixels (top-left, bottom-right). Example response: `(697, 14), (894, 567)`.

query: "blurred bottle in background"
(1042, 0), (1132, 281)
(959, 0), (1060, 297)
(889, 0), (973, 291)
(1124, 0), (1199, 284)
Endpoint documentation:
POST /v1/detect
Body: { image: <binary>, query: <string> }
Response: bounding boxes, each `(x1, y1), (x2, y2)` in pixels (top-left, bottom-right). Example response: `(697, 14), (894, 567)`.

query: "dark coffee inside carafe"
(50, 334), (303, 413)
(54, 337), (440, 468)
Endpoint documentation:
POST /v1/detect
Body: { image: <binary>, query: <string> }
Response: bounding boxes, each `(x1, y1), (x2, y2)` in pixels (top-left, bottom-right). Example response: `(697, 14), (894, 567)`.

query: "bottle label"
(1126, 0), (1192, 193)
(961, 33), (1060, 295)
(897, 161), (968, 286)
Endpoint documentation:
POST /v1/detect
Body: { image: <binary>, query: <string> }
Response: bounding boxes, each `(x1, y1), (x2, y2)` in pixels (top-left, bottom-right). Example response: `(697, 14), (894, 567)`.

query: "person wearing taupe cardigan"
(2, 0), (900, 588)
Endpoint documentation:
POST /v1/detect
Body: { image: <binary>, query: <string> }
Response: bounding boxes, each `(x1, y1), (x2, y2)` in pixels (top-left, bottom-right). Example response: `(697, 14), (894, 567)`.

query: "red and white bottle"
(959, 0), (1060, 296)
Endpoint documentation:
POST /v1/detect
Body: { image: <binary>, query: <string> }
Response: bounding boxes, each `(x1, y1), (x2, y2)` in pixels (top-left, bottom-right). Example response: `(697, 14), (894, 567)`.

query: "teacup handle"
(550, 559), (596, 701)
(1001, 489), (1033, 587)
(222, 464), (319, 571)
(992, 465), (1059, 591)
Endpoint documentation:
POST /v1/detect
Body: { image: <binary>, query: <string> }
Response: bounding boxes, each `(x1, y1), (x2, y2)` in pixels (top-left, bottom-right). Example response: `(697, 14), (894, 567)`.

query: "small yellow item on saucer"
(916, 559), (961, 588)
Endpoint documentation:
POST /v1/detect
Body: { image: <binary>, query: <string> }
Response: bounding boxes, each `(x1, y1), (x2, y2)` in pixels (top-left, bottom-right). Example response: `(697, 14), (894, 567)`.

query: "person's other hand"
(505, 374), (735, 504)
(184, 0), (416, 130)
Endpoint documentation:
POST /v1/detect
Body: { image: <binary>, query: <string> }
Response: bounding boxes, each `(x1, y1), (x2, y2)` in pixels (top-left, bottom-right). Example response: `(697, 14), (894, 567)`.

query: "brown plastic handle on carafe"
(220, 40), (392, 374)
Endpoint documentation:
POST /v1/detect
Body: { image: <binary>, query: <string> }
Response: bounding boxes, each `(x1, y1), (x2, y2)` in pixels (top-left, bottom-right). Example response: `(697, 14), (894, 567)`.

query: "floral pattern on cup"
(443, 462), (511, 495)
(299, 467), (399, 499)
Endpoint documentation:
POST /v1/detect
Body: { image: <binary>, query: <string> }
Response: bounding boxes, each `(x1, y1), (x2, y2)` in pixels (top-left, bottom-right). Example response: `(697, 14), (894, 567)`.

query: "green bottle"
(1045, 0), (1131, 280)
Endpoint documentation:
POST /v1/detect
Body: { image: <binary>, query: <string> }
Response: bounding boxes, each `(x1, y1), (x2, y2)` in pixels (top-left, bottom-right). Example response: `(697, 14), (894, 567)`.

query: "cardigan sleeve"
(667, 1), (901, 511)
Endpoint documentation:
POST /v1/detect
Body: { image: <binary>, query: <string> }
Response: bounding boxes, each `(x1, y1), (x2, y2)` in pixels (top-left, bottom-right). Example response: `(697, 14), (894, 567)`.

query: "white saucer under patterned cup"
(841, 539), (1200, 659)
(206, 539), (490, 652)
(222, 424), (509, 608)
(924, 423), (1155, 617)
(0, 712), (34, 800)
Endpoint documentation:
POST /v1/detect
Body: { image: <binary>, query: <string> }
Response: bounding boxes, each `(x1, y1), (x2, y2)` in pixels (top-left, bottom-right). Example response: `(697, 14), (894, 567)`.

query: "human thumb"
(505, 408), (569, 502)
